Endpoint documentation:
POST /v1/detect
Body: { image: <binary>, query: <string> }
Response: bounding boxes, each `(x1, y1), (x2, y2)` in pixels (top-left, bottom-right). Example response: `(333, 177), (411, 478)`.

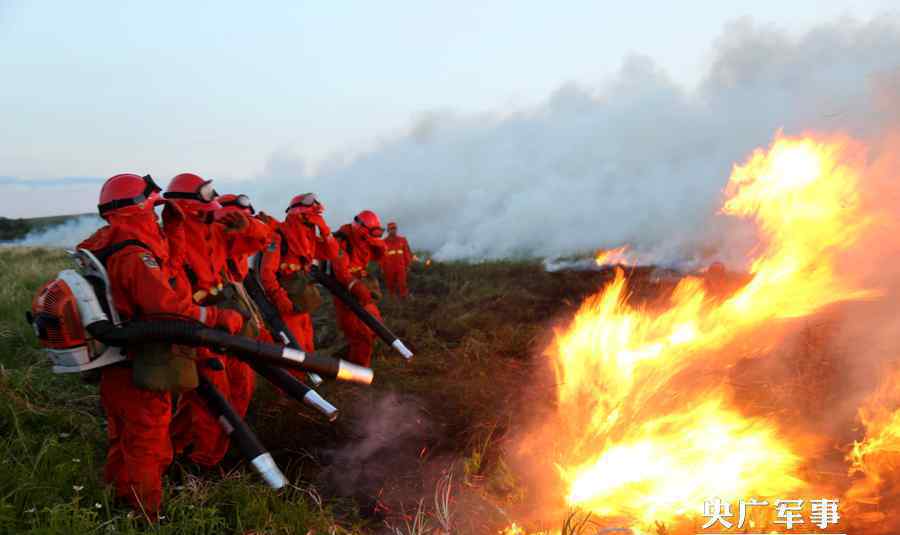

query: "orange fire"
(594, 245), (632, 267)
(539, 133), (877, 530)
(845, 367), (900, 525)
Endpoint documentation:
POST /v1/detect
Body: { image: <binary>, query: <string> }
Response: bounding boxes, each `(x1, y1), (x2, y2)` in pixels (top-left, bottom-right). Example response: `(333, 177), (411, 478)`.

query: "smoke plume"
(14, 17), (900, 269)
(244, 16), (900, 266)
(320, 392), (432, 500)
(3, 215), (103, 248)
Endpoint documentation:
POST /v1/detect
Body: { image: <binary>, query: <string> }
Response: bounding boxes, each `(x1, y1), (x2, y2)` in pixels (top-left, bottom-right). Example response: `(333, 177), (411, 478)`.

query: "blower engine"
(28, 249), (127, 373)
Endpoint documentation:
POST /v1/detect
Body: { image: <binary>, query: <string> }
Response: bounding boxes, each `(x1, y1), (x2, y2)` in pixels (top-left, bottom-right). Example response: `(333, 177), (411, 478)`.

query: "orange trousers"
(335, 300), (381, 367)
(171, 352), (254, 467)
(100, 366), (172, 516)
(281, 311), (314, 381)
(382, 265), (409, 297)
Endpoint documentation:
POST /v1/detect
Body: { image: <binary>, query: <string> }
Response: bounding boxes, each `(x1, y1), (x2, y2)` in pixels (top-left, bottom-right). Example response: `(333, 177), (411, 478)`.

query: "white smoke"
(16, 17), (900, 266)
(4, 215), (104, 248)
(244, 16), (900, 265)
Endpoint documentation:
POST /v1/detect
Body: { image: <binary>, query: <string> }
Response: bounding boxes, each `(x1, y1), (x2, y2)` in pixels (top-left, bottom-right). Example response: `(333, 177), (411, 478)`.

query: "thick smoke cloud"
(14, 17), (900, 267)
(245, 17), (900, 265)
(4, 215), (103, 248)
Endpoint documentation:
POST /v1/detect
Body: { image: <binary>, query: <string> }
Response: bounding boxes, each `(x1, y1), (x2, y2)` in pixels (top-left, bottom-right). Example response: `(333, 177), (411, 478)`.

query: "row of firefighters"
(76, 172), (414, 518)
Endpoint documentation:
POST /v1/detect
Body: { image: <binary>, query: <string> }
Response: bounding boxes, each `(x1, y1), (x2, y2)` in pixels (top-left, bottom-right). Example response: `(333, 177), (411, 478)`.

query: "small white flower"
(72, 458), (81, 463)
(25, 507), (36, 513)
(73, 485), (84, 492)
(159, 515), (166, 520)
(94, 502), (102, 509)
(59, 433), (71, 439)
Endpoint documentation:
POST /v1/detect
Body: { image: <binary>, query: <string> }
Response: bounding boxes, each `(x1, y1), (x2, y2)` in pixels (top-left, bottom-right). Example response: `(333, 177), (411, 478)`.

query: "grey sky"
(1, 0), (896, 217)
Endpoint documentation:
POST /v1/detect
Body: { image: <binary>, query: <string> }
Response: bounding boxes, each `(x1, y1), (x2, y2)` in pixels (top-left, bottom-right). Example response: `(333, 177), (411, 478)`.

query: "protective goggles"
(286, 193), (321, 213)
(220, 194), (255, 214)
(98, 175), (162, 215)
(164, 180), (218, 203)
(355, 216), (385, 238)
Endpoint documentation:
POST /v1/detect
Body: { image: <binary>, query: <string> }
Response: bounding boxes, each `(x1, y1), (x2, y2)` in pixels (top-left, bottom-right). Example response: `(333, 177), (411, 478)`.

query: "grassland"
(0, 246), (626, 534)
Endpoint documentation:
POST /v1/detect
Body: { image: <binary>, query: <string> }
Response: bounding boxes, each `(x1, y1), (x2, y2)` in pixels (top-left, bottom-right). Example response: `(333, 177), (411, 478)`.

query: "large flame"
(595, 245), (633, 267)
(546, 134), (876, 529)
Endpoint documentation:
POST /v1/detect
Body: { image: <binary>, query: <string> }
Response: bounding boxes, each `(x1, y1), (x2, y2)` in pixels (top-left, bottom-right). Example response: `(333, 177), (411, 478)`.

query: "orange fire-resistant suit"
(78, 212), (232, 515)
(380, 234), (413, 297)
(259, 214), (338, 374)
(167, 209), (271, 467)
(332, 223), (386, 367)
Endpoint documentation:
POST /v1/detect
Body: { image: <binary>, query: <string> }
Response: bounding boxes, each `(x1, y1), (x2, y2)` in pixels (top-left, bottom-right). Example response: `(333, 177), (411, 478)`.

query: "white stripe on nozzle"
(392, 340), (414, 360)
(307, 372), (324, 386)
(281, 348), (306, 363)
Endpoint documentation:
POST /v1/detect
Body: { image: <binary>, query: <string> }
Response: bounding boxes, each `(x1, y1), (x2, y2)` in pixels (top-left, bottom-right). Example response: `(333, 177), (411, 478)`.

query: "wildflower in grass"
(95, 502), (102, 509)
(72, 458), (81, 463)
(59, 433), (70, 439)
(73, 485), (84, 492)
(25, 507), (36, 513)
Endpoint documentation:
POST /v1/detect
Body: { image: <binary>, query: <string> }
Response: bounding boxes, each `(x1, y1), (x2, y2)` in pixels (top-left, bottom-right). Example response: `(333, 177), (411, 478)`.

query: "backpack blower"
(28, 249), (372, 489)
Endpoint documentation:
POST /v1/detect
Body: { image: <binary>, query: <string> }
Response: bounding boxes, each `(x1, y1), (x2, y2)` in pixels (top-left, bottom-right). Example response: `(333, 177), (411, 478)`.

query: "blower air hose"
(85, 319), (372, 384)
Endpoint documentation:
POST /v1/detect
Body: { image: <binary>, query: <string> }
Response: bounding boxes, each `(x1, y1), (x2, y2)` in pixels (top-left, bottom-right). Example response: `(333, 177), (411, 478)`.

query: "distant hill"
(0, 214), (92, 241)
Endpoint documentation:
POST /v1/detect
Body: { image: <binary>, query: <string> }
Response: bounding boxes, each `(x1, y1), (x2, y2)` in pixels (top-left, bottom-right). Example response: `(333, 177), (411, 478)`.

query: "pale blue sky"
(1, 0), (896, 217)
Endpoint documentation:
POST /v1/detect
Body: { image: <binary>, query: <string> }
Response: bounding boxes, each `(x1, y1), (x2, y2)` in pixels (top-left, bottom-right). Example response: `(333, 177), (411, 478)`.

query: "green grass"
(0, 247), (628, 534)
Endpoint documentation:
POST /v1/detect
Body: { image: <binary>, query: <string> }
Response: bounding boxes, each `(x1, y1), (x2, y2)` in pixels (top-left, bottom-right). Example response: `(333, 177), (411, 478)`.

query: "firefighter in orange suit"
(379, 221), (413, 297)
(78, 173), (243, 517)
(258, 193), (337, 373)
(163, 174), (268, 468)
(331, 210), (387, 367)
(212, 193), (279, 416)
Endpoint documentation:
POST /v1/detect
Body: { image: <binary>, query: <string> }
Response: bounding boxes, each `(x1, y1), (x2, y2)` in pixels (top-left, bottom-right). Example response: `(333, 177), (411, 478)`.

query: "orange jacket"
(77, 212), (218, 326)
(166, 212), (268, 302)
(380, 234), (412, 271)
(225, 217), (274, 281)
(331, 223), (386, 303)
(259, 215), (339, 316)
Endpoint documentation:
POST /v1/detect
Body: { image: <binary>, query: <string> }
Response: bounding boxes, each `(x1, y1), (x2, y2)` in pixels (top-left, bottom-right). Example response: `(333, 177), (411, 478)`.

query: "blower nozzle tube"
(195, 375), (286, 489)
(249, 361), (340, 421)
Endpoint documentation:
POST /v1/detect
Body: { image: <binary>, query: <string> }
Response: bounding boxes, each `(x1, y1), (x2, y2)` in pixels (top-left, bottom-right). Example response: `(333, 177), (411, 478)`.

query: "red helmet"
(286, 192), (323, 215)
(353, 210), (385, 239)
(97, 173), (163, 218)
(217, 193), (255, 215)
(163, 173), (221, 213)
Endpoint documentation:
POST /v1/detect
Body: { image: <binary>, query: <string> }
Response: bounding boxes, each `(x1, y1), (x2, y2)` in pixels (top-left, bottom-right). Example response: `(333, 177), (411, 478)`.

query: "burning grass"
(501, 133), (900, 535)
